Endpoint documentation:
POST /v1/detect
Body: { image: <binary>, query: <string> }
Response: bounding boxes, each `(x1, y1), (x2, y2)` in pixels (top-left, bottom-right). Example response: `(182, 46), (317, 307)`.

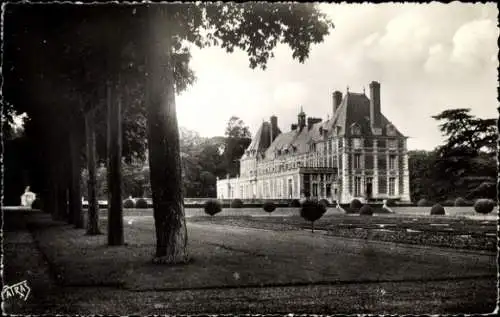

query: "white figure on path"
(21, 186), (36, 207)
(383, 199), (393, 213)
(335, 200), (346, 213)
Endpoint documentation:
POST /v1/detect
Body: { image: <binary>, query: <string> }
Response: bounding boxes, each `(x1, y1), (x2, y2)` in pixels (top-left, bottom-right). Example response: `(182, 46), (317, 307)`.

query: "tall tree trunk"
(64, 138), (75, 225)
(145, 6), (188, 264)
(107, 80), (124, 246)
(85, 111), (101, 235)
(69, 130), (84, 228)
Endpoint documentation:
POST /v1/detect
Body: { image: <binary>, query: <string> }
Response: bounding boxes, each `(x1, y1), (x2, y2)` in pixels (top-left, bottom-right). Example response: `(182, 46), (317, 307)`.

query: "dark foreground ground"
(2, 209), (498, 314)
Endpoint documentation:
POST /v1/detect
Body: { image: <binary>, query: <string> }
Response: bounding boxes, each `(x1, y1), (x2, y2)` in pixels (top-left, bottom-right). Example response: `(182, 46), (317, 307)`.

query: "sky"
(177, 2), (498, 151)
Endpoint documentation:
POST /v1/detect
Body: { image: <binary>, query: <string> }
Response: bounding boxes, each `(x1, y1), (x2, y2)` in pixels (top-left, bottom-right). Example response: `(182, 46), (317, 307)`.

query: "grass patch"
(188, 214), (496, 252)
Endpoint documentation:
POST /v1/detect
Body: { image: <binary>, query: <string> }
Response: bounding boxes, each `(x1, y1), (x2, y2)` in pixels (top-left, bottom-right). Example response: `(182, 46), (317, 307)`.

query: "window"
(386, 124), (396, 136)
(389, 177), (396, 196)
(351, 123), (361, 135)
(366, 177), (373, 197)
(312, 183), (318, 197)
(388, 139), (397, 149)
(353, 138), (362, 149)
(389, 155), (396, 169)
(354, 154), (362, 169)
(354, 176), (362, 197)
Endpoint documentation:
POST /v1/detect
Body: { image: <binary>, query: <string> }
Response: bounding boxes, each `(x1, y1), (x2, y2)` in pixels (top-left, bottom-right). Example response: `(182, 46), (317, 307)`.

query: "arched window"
(350, 123), (361, 135)
(386, 124), (396, 136)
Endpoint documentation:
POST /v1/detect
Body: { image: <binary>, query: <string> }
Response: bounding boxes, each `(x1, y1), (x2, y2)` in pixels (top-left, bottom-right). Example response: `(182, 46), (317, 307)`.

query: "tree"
(222, 116), (252, 177)
(225, 116), (251, 139)
(432, 108), (496, 155)
(431, 109), (496, 200)
(3, 3), (334, 264)
(139, 3), (333, 264)
(407, 109), (497, 203)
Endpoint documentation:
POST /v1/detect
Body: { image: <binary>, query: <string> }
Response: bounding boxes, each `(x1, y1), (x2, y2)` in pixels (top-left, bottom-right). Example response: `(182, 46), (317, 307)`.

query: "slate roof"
(243, 89), (405, 161)
(241, 122), (271, 159)
(323, 92), (405, 138)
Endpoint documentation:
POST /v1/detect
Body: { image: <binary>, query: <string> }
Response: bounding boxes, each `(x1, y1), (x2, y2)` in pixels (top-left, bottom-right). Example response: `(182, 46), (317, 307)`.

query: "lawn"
(98, 206), (498, 251)
(5, 210), (497, 314)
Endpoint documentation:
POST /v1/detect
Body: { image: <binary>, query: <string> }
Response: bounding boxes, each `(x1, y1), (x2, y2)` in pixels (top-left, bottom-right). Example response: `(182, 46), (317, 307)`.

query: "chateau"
(216, 81), (411, 204)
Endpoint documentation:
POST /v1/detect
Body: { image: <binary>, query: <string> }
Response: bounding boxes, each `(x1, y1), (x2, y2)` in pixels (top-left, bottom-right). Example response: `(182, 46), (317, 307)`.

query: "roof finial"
(346, 85), (350, 93)
(363, 86), (365, 94)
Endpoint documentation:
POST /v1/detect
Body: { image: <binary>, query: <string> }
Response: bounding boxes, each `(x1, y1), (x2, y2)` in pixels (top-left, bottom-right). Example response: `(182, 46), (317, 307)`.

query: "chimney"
(291, 123), (298, 131)
(298, 107), (306, 129)
(332, 91), (342, 115)
(369, 81), (381, 127)
(270, 116), (278, 142)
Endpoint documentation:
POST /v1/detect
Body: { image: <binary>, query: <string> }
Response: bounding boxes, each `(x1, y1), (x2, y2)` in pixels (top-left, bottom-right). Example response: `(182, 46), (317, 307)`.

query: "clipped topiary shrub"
(136, 198), (148, 209)
(31, 198), (43, 210)
(430, 203), (445, 215)
(289, 199), (301, 208)
(319, 199), (329, 209)
(385, 199), (397, 207)
(263, 201), (276, 213)
(417, 198), (432, 207)
(474, 199), (496, 214)
(454, 197), (467, 207)
(359, 204), (373, 216)
(123, 199), (135, 209)
(350, 199), (362, 209)
(230, 199), (244, 208)
(349, 199), (362, 213)
(441, 199), (455, 206)
(204, 199), (222, 216)
(300, 199), (327, 233)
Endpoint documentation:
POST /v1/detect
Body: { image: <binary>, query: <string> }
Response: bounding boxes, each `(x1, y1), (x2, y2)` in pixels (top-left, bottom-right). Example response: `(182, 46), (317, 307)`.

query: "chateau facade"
(216, 81), (411, 204)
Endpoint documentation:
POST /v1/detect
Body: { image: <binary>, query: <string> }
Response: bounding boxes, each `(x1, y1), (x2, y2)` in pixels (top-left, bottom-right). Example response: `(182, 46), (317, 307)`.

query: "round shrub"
(135, 198), (148, 209)
(263, 201), (276, 213)
(289, 199), (301, 208)
(385, 199), (397, 207)
(474, 199), (496, 214)
(442, 199), (454, 206)
(454, 197), (467, 207)
(359, 204), (373, 216)
(350, 199), (362, 210)
(31, 198), (43, 210)
(319, 199), (329, 209)
(300, 199), (327, 232)
(204, 199), (222, 216)
(417, 198), (432, 207)
(430, 203), (445, 215)
(123, 199), (135, 209)
(230, 199), (243, 208)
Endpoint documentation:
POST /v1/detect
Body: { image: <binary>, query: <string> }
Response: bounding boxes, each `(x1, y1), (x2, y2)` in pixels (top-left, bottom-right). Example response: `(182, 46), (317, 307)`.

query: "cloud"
(176, 3), (499, 151)
(451, 19), (498, 70)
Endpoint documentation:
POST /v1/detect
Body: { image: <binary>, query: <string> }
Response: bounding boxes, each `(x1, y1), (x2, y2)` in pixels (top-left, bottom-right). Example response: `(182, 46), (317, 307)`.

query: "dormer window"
(350, 123), (361, 135)
(386, 124), (396, 136)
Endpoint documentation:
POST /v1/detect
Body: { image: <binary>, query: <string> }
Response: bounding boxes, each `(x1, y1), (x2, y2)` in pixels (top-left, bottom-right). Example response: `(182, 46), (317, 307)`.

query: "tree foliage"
(432, 108), (496, 155)
(408, 108), (497, 203)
